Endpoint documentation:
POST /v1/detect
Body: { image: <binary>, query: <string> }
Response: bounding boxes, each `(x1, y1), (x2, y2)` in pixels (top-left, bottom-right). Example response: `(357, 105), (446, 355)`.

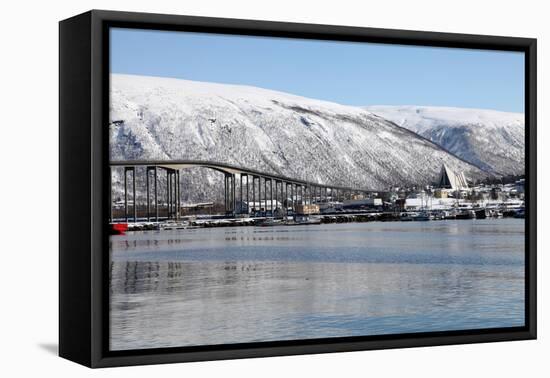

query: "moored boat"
(514, 208), (525, 218)
(474, 209), (487, 219)
(288, 215), (322, 225)
(256, 218), (283, 227)
(455, 210), (476, 219)
(109, 223), (129, 235)
(400, 211), (432, 221)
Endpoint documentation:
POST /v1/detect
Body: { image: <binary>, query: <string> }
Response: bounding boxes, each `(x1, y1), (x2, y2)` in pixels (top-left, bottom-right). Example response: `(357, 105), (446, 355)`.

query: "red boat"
(109, 223), (129, 235)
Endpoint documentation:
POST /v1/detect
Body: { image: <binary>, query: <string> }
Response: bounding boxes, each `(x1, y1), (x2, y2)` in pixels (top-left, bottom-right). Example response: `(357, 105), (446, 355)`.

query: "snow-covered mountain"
(110, 74), (487, 202)
(365, 105), (525, 176)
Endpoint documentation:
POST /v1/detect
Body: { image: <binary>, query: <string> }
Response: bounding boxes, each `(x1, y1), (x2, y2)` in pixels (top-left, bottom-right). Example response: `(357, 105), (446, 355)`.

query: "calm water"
(109, 219), (525, 351)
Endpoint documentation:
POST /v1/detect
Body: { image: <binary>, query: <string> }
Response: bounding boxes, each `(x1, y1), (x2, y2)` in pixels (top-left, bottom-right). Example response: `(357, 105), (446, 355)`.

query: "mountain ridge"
(109, 74), (493, 202)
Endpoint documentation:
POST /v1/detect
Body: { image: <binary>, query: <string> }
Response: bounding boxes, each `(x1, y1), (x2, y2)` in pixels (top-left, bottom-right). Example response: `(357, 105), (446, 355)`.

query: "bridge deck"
(110, 159), (380, 193)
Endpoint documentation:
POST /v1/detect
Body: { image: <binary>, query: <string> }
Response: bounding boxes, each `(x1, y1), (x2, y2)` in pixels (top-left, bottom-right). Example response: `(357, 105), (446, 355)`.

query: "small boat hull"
(455, 210), (476, 220)
(474, 209), (487, 219)
(110, 223), (129, 235)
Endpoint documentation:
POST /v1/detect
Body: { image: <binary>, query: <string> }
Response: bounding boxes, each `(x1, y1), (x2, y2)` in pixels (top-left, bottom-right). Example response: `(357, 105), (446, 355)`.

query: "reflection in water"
(109, 219), (525, 351)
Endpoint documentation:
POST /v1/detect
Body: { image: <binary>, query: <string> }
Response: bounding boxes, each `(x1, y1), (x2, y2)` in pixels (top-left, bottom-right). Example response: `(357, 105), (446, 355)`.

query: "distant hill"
(365, 105), (525, 176)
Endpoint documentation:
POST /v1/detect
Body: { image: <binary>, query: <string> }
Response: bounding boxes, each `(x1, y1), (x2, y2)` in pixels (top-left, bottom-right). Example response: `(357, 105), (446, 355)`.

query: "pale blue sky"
(110, 28), (525, 113)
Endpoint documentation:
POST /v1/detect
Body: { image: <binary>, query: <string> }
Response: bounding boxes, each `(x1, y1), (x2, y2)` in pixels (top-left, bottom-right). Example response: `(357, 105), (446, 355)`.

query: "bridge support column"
(175, 170), (178, 219)
(124, 168), (128, 222)
(270, 179), (273, 216)
(282, 182), (285, 211)
(132, 167), (137, 222)
(170, 170), (174, 219)
(313, 186), (317, 204)
(166, 169), (170, 219)
(172, 170), (176, 219)
(239, 174), (243, 215)
(285, 182), (288, 215)
(176, 170), (181, 220)
(246, 175), (250, 215)
(280, 181), (283, 213)
(318, 186), (322, 204)
(145, 166), (158, 222)
(273, 181), (277, 216)
(292, 184), (295, 213)
(109, 167), (112, 223)
(224, 174), (227, 213)
(226, 174), (231, 215)
(232, 174), (236, 216)
(154, 167), (158, 222)
(264, 177), (267, 216)
(252, 176), (256, 215)
(167, 170), (171, 219)
(272, 180), (279, 215)
(173, 170), (177, 219)
(277, 181), (281, 215)
(223, 173), (234, 215)
(292, 184), (298, 212)
(146, 167), (151, 221)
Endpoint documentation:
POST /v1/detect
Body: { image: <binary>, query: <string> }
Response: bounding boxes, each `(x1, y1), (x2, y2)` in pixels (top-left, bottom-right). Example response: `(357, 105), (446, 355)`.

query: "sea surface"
(109, 219), (525, 351)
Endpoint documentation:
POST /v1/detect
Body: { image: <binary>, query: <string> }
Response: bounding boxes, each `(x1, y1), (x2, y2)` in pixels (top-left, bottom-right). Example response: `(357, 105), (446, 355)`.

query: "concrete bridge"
(109, 160), (380, 222)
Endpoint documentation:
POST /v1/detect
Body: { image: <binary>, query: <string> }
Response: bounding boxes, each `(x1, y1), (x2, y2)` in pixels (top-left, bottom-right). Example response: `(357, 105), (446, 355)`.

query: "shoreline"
(111, 208), (524, 233)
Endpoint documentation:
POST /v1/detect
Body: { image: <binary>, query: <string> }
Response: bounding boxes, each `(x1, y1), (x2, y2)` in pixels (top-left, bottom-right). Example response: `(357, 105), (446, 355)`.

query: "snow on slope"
(365, 105), (525, 176)
(110, 74), (486, 202)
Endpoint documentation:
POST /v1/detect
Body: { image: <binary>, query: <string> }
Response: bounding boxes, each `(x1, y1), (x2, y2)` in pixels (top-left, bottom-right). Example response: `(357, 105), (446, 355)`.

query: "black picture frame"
(59, 9), (537, 368)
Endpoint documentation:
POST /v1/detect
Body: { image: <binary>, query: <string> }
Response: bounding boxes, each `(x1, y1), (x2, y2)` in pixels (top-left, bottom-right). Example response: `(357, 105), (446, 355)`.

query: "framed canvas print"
(59, 10), (536, 368)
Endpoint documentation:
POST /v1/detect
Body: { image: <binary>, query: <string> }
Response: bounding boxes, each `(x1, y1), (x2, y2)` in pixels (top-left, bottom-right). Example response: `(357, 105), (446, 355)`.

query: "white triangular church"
(437, 164), (469, 190)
